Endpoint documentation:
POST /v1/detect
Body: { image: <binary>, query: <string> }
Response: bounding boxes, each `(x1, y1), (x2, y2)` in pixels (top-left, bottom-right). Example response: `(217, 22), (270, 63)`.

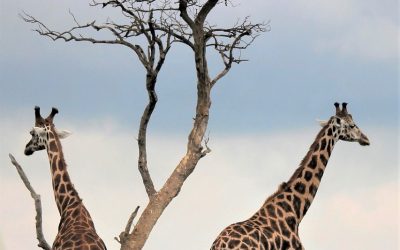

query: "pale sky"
(0, 0), (398, 250)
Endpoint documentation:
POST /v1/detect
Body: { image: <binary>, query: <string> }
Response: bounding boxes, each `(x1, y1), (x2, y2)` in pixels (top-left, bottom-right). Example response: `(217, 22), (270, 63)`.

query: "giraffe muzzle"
(358, 133), (370, 146)
(24, 141), (34, 155)
(24, 142), (46, 155)
(24, 148), (34, 155)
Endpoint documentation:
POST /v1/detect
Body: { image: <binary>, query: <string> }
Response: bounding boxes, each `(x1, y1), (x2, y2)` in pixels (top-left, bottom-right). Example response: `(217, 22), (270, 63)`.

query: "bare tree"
(18, 0), (267, 249)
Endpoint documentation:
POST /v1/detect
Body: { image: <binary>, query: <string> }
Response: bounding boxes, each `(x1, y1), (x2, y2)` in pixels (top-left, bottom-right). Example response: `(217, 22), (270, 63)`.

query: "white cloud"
(297, 0), (398, 61)
(314, 15), (398, 61)
(226, 0), (399, 61)
(0, 113), (398, 249)
(300, 181), (399, 249)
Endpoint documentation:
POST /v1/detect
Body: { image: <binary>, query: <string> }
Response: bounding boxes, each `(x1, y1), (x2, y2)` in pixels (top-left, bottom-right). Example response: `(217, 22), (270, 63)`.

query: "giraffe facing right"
(211, 102), (370, 250)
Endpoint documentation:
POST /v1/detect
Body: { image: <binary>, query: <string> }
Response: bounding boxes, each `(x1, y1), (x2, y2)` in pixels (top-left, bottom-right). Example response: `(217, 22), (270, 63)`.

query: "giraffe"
(24, 106), (107, 250)
(211, 102), (370, 250)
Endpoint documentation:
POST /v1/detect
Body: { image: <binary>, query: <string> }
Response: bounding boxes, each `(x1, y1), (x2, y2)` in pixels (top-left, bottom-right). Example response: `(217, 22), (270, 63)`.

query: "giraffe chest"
(211, 219), (303, 250)
(54, 205), (107, 249)
(53, 229), (107, 250)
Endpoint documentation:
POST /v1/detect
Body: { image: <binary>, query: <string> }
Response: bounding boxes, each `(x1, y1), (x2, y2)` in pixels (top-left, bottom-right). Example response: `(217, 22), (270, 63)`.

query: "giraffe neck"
(45, 125), (81, 215)
(282, 123), (338, 223)
(255, 122), (339, 228)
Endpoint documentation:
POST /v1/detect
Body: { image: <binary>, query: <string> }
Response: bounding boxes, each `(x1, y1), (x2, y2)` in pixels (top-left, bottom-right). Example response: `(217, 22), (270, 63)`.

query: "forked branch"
(208, 19), (269, 86)
(115, 206), (140, 245)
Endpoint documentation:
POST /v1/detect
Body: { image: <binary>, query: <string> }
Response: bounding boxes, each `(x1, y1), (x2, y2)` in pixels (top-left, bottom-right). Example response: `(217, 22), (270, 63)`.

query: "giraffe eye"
(349, 125), (356, 129)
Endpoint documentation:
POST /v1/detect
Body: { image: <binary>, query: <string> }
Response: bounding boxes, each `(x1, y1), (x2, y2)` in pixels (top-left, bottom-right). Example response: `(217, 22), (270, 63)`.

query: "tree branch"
(209, 20), (268, 86)
(115, 206), (140, 245)
(195, 0), (218, 25)
(9, 154), (51, 250)
(137, 74), (158, 198)
(152, 23), (194, 50)
(200, 135), (212, 158)
(20, 11), (153, 68)
(178, 0), (195, 28)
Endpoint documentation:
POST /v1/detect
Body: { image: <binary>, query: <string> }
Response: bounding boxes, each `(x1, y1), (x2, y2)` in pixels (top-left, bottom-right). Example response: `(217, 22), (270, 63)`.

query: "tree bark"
(137, 74), (158, 198)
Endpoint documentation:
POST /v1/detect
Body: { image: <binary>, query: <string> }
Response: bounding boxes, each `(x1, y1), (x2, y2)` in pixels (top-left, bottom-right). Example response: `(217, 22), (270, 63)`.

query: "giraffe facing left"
(24, 106), (107, 250)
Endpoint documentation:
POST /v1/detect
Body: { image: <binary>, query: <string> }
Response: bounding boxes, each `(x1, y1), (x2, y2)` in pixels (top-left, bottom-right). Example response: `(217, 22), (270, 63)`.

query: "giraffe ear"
(317, 119), (328, 127)
(56, 129), (72, 139)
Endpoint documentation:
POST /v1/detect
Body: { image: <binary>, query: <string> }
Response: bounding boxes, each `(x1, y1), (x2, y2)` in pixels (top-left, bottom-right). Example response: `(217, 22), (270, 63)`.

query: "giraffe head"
(320, 102), (370, 146)
(24, 106), (71, 156)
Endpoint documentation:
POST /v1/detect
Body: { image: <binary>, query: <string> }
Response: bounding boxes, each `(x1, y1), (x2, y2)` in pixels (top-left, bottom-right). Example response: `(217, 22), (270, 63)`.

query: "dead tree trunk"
(122, 2), (266, 249)
(19, 1), (267, 249)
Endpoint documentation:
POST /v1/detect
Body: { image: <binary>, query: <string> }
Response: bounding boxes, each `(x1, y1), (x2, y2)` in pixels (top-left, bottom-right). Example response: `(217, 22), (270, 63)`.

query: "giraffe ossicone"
(25, 106), (107, 250)
(211, 102), (369, 250)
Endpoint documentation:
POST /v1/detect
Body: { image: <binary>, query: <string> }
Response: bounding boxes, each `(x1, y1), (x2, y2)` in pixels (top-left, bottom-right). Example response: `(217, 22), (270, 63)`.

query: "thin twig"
(9, 154), (51, 250)
(115, 206), (140, 244)
(200, 132), (212, 158)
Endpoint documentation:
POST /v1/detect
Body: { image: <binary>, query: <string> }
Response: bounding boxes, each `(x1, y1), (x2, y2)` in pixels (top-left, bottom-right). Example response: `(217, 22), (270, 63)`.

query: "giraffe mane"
(263, 120), (331, 204)
(263, 182), (288, 203)
(49, 124), (81, 200)
(287, 122), (329, 184)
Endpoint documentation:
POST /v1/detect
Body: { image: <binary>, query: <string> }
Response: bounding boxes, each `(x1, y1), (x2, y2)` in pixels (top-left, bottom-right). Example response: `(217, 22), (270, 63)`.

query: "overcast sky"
(0, 0), (398, 250)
